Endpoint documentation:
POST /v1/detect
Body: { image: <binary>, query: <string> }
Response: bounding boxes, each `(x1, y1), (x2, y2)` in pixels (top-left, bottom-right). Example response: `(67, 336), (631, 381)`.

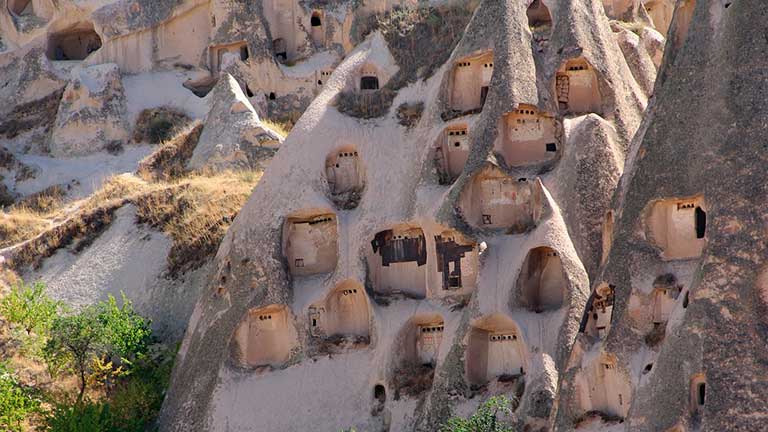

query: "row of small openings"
(483, 63), (494, 68)
(341, 288), (359, 295)
(333, 152), (358, 168)
(457, 62), (472, 67)
(448, 130), (467, 136)
(420, 325), (444, 333)
(303, 217), (334, 225)
(515, 109), (538, 115)
(258, 314), (273, 321)
(514, 118), (542, 124)
(566, 64), (588, 71)
(603, 362), (616, 370)
(489, 333), (517, 341)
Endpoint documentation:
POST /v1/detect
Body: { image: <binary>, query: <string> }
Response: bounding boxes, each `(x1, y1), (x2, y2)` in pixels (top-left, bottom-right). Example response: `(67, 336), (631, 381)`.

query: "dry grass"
(260, 118), (291, 139)
(615, 20), (645, 36)
(134, 170), (261, 275)
(12, 184), (66, 214)
(3, 169), (262, 275)
(137, 123), (203, 181)
(0, 208), (50, 249)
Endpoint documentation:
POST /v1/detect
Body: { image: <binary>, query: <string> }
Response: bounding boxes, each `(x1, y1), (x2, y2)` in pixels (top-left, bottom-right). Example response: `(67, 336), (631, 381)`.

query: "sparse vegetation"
(134, 170), (261, 275)
(339, 5), (472, 119)
(391, 362), (435, 399)
(261, 118), (292, 138)
(396, 101), (424, 128)
(137, 123), (203, 181)
(614, 20), (645, 36)
(441, 396), (517, 432)
(13, 185), (66, 214)
(132, 107), (193, 144)
(2, 167), (262, 277)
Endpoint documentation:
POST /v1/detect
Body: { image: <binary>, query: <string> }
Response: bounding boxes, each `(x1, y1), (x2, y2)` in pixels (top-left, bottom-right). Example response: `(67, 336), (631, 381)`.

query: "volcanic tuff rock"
(188, 74), (283, 172)
(158, 0), (650, 430)
(2, 0), (764, 431)
(49, 63), (129, 157)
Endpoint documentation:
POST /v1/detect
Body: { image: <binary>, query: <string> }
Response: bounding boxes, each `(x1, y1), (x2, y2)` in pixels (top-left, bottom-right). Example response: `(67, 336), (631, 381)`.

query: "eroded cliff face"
(556, 1), (768, 431)
(6, 0), (762, 431)
(156, 0), (660, 430)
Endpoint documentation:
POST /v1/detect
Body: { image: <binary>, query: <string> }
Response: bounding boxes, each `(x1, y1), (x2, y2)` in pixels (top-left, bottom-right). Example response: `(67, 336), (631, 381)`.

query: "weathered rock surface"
(159, 1), (650, 431)
(49, 63), (129, 157)
(188, 74), (282, 172)
(555, 1), (768, 431)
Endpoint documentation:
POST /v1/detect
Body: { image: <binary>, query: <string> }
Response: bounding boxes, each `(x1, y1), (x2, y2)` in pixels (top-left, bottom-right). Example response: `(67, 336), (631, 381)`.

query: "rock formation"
(188, 74), (282, 172)
(2, 0), (764, 431)
(157, 0), (653, 430)
(49, 63), (129, 157)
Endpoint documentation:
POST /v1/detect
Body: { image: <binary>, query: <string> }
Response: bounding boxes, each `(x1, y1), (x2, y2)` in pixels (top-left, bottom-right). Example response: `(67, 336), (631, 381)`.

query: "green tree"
(0, 280), (60, 336)
(441, 396), (516, 432)
(43, 295), (152, 402)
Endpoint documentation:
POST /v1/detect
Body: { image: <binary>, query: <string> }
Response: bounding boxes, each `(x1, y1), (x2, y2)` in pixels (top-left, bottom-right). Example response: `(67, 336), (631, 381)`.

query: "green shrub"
(96, 294), (152, 365)
(107, 344), (176, 431)
(0, 280), (60, 336)
(0, 362), (41, 432)
(44, 400), (113, 432)
(441, 396), (517, 432)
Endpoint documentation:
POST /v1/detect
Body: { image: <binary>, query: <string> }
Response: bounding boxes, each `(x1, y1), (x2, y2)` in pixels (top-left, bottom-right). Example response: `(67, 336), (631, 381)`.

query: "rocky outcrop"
(555, 1), (768, 431)
(188, 74), (282, 172)
(159, 0), (649, 431)
(0, 45), (66, 148)
(49, 63), (129, 157)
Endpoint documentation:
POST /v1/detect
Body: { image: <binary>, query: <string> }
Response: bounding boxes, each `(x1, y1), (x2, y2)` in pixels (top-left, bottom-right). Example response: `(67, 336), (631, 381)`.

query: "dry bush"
(12, 184), (66, 214)
(132, 107), (193, 144)
(137, 123), (203, 181)
(396, 101), (424, 128)
(391, 362), (435, 399)
(644, 324), (666, 347)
